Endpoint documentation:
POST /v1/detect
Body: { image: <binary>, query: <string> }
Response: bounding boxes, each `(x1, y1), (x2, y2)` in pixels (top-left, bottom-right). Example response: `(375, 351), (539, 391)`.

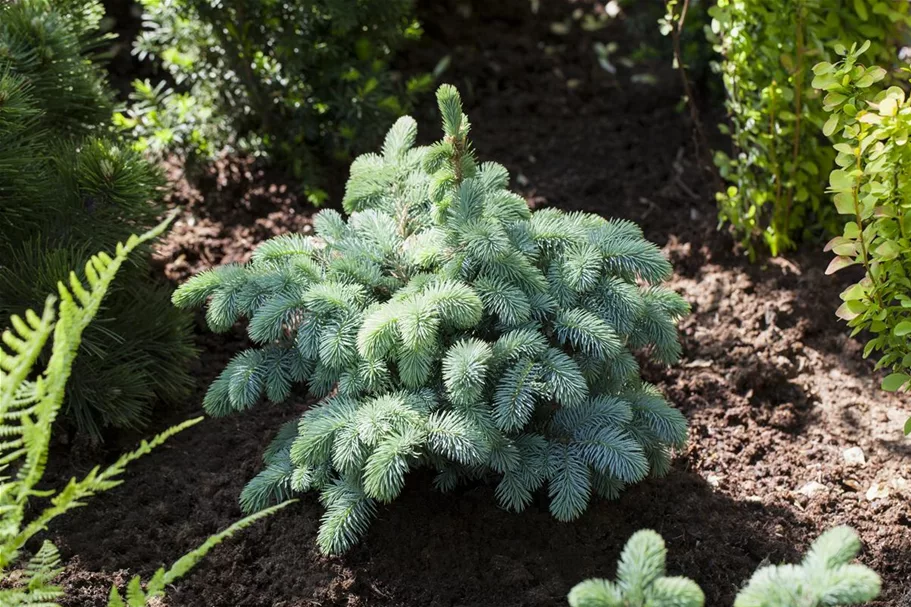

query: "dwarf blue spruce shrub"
(174, 85), (690, 554)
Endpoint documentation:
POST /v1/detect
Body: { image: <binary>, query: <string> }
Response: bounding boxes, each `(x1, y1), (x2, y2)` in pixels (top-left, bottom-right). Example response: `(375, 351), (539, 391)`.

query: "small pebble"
(865, 482), (890, 501)
(842, 446), (866, 466)
(797, 481), (827, 497)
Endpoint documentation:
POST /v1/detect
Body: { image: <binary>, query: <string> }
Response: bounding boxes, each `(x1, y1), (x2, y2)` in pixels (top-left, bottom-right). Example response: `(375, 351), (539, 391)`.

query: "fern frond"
(0, 217), (211, 594)
(1, 302), (55, 415)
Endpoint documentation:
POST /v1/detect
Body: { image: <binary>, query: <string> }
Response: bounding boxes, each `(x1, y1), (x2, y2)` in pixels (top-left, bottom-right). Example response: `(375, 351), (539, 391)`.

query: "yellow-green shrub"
(815, 43), (911, 434)
(708, 0), (910, 255)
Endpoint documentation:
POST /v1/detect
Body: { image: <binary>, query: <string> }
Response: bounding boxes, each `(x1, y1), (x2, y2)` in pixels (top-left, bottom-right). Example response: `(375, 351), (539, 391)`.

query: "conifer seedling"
(569, 526), (880, 607)
(568, 530), (704, 607)
(734, 526), (881, 607)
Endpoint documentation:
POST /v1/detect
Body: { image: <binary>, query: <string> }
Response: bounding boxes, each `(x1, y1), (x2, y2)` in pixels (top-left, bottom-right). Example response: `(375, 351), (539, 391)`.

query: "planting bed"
(46, 0), (910, 605)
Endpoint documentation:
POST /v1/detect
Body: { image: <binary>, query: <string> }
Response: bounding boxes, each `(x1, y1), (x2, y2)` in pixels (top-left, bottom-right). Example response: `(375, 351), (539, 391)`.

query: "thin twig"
(781, 5), (805, 241)
(665, 0), (723, 192)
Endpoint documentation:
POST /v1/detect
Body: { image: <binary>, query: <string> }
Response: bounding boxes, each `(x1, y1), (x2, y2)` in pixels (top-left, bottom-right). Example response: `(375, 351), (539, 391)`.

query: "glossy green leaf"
(823, 114), (840, 137)
(829, 170), (854, 191)
(836, 302), (860, 321)
(841, 283), (867, 301)
(874, 240), (901, 260)
(882, 373), (910, 392)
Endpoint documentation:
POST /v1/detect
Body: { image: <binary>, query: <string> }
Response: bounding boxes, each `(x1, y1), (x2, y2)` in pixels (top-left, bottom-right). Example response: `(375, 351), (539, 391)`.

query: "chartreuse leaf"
(826, 256), (857, 274)
(829, 170), (855, 191)
(882, 373), (910, 391)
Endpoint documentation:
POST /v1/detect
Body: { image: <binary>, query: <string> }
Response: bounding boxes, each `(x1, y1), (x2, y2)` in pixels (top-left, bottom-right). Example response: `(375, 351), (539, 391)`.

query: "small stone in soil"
(842, 446), (866, 466)
(865, 482), (890, 501)
(796, 481), (828, 498)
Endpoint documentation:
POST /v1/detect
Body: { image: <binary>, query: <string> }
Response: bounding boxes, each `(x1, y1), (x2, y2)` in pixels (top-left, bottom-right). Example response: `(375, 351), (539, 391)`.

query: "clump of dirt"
(152, 155), (317, 283)
(41, 0), (910, 605)
(58, 562), (130, 607)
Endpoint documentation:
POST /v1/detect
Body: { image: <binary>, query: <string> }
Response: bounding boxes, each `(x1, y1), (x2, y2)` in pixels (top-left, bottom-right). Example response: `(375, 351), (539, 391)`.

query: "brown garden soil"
(42, 1), (910, 605)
